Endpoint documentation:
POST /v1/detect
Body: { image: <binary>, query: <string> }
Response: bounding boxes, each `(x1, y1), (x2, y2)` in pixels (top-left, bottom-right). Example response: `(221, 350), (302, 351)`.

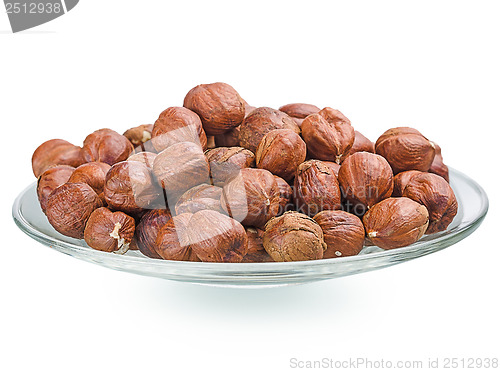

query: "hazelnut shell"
(205, 147), (255, 186)
(37, 165), (75, 213)
(82, 128), (134, 166)
(155, 213), (199, 261)
(32, 139), (85, 178)
(136, 209), (172, 259)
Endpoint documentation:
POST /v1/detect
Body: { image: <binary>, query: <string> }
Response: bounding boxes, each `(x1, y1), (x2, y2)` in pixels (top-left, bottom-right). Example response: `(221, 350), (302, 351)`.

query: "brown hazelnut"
(123, 124), (154, 152)
(153, 141), (210, 199)
(301, 107), (355, 163)
(175, 184), (224, 215)
(403, 173), (458, 234)
(323, 161), (340, 177)
(45, 182), (104, 238)
(221, 168), (281, 228)
(279, 103), (320, 119)
(214, 126), (241, 147)
(128, 152), (157, 169)
(183, 82), (245, 135)
(155, 213), (200, 261)
(136, 209), (172, 259)
(363, 197), (429, 249)
(255, 129), (307, 182)
(392, 170), (423, 197)
(274, 175), (293, 215)
(32, 139), (85, 178)
(82, 128), (134, 165)
(429, 142), (449, 182)
(293, 160), (342, 216)
(84, 207), (135, 254)
(68, 162), (111, 202)
(242, 227), (274, 263)
(375, 127), (436, 174)
(205, 147), (255, 186)
(188, 210), (248, 262)
(263, 211), (326, 262)
(346, 130), (375, 156)
(151, 107), (208, 152)
(238, 107), (300, 153)
(338, 152), (394, 209)
(37, 165), (75, 213)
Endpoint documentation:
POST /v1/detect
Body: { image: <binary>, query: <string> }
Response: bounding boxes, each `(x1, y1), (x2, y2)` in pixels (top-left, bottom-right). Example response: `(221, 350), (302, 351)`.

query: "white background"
(1, 1), (498, 371)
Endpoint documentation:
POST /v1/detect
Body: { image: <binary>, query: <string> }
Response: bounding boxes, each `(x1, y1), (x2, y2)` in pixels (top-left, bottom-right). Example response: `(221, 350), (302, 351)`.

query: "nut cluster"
(32, 82), (456, 262)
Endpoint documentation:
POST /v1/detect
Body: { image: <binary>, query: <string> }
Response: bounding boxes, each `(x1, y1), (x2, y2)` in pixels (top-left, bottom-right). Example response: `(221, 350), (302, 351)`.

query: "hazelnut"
(128, 152), (157, 169)
(403, 172), (458, 234)
(263, 211), (326, 262)
(279, 103), (320, 119)
(242, 227), (274, 263)
(151, 107), (208, 152)
(346, 130), (375, 157)
(313, 210), (365, 258)
(32, 139), (85, 178)
(214, 126), (241, 147)
(37, 165), (75, 213)
(153, 141), (210, 199)
(429, 142), (449, 182)
(293, 160), (342, 216)
(392, 170), (423, 197)
(123, 124), (154, 152)
(188, 210), (248, 262)
(183, 82), (245, 135)
(155, 213), (199, 261)
(363, 197), (429, 249)
(301, 107), (355, 163)
(82, 128), (134, 165)
(45, 182), (103, 238)
(338, 152), (394, 210)
(238, 107), (300, 153)
(206, 136), (216, 149)
(221, 168), (281, 228)
(274, 175), (293, 215)
(175, 184), (224, 215)
(136, 209), (172, 259)
(323, 161), (340, 177)
(68, 162), (111, 202)
(375, 127), (436, 174)
(205, 147), (255, 186)
(84, 207), (135, 254)
(255, 129), (307, 182)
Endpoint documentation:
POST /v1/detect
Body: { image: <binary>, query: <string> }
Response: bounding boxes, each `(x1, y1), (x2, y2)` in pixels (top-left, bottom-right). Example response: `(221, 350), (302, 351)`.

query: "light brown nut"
(346, 130), (375, 157)
(37, 165), (75, 214)
(175, 184), (224, 215)
(363, 197), (429, 249)
(241, 227), (274, 263)
(136, 209), (172, 259)
(68, 162), (111, 202)
(205, 147), (255, 186)
(428, 142), (449, 182)
(82, 128), (134, 166)
(279, 103), (320, 119)
(32, 139), (85, 178)
(155, 213), (199, 261)
(392, 170), (423, 197)
(123, 124), (154, 152)
(128, 152), (157, 169)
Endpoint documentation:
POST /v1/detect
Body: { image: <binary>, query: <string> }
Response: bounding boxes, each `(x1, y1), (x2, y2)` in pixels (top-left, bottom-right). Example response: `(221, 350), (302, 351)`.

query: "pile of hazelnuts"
(32, 82), (457, 263)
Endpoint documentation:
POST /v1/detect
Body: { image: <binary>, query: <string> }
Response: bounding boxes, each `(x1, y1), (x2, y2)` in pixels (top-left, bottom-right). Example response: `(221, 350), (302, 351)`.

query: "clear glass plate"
(12, 168), (488, 288)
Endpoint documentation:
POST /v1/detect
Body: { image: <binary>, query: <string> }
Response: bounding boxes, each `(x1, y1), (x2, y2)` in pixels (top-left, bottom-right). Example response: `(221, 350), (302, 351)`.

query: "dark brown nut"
(346, 130), (375, 157)
(375, 127), (436, 174)
(429, 142), (449, 182)
(255, 129), (307, 182)
(214, 126), (240, 147)
(68, 162), (111, 202)
(123, 124), (154, 152)
(188, 210), (248, 263)
(205, 147), (255, 186)
(183, 82), (245, 135)
(313, 210), (365, 258)
(45, 182), (104, 239)
(136, 209), (172, 259)
(175, 184), (223, 215)
(221, 168), (281, 228)
(323, 161), (340, 177)
(238, 107), (300, 153)
(274, 175), (293, 215)
(32, 139), (85, 178)
(301, 107), (355, 163)
(402, 173), (458, 234)
(293, 160), (342, 216)
(279, 103), (320, 119)
(363, 197), (429, 249)
(392, 170), (423, 197)
(104, 161), (164, 214)
(153, 141), (210, 199)
(82, 128), (134, 166)
(155, 213), (199, 261)
(151, 107), (208, 152)
(84, 207), (135, 254)
(128, 152), (157, 169)
(263, 211), (326, 262)
(241, 227), (274, 263)
(37, 165), (75, 213)
(338, 152), (394, 209)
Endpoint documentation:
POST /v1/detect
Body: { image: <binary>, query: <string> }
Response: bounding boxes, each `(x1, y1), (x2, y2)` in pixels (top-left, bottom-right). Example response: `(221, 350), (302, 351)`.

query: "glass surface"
(13, 168), (488, 287)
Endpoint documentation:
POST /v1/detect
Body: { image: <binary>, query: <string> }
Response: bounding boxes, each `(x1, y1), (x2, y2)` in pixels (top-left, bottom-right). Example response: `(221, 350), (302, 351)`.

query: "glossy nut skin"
(45, 182), (103, 239)
(338, 152), (394, 209)
(155, 213), (199, 261)
(429, 142), (449, 182)
(175, 184), (223, 215)
(346, 131), (375, 157)
(255, 129), (307, 182)
(188, 210), (248, 263)
(363, 197), (429, 249)
(128, 152), (157, 169)
(37, 165), (75, 213)
(205, 147), (255, 186)
(151, 107), (208, 152)
(68, 162), (111, 201)
(263, 211), (326, 262)
(136, 209), (172, 259)
(82, 128), (134, 166)
(403, 173), (458, 234)
(313, 210), (365, 258)
(274, 175), (293, 216)
(392, 170), (422, 197)
(214, 126), (240, 147)
(123, 124), (154, 152)
(294, 160), (342, 216)
(279, 103), (320, 119)
(32, 139), (85, 178)
(242, 227), (274, 263)
(221, 168), (281, 228)
(183, 82), (245, 135)
(375, 127), (436, 174)
(301, 107), (355, 163)
(238, 107), (300, 153)
(84, 207), (135, 254)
